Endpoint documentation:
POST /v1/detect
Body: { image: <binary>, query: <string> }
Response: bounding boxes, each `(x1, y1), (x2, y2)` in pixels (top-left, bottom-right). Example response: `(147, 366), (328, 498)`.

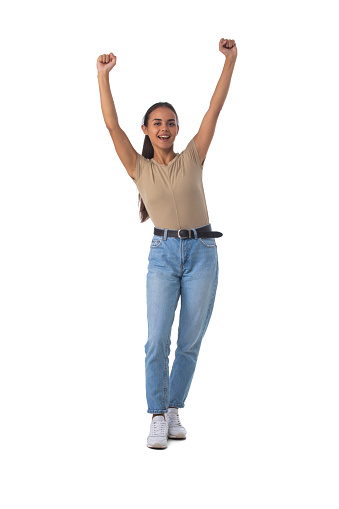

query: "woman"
(97, 38), (237, 449)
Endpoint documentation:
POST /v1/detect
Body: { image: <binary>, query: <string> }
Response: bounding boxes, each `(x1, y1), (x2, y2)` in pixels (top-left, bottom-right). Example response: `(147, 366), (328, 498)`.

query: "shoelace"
(167, 413), (182, 427)
(150, 419), (168, 436)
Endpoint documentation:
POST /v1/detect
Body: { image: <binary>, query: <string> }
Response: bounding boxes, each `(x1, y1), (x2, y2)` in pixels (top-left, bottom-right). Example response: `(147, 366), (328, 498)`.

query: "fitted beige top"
(132, 137), (210, 230)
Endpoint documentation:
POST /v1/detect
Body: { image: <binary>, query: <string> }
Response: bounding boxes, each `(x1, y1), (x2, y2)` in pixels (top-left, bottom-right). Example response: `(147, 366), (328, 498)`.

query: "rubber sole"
(147, 442), (167, 449)
(168, 432), (187, 439)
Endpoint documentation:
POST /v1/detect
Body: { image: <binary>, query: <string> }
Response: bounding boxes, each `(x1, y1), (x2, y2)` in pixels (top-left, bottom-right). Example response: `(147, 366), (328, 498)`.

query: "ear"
(141, 124), (147, 135)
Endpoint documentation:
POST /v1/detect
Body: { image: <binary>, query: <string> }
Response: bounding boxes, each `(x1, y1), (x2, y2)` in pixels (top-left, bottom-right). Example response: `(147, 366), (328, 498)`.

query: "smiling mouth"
(158, 136), (170, 140)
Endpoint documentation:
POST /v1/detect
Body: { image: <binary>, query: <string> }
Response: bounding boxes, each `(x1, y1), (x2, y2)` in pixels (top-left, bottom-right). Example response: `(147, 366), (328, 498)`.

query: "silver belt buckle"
(178, 229), (191, 239)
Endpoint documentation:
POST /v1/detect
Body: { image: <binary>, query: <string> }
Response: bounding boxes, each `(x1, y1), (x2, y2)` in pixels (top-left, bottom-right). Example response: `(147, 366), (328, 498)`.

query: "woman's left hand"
(219, 38), (237, 59)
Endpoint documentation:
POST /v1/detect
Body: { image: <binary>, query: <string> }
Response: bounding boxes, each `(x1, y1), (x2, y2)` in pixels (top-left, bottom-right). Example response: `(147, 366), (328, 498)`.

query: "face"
(142, 107), (179, 150)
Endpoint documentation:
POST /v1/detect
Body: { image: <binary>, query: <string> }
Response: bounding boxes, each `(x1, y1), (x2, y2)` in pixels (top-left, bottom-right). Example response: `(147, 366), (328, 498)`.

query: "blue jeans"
(145, 223), (219, 414)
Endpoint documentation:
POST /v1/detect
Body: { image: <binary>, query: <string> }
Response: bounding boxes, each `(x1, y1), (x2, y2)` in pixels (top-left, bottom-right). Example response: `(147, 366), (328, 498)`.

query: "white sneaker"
(147, 415), (169, 449)
(166, 407), (187, 439)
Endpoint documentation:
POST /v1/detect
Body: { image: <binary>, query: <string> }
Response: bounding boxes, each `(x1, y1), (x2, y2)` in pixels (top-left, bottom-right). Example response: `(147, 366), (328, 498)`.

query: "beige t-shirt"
(132, 137), (210, 230)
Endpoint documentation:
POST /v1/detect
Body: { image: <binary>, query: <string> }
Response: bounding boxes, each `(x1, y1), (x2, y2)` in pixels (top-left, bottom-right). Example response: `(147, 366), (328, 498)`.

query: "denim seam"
(150, 240), (163, 249)
(168, 402), (185, 408)
(200, 268), (219, 340)
(198, 237), (217, 248)
(178, 275), (218, 407)
(162, 286), (180, 411)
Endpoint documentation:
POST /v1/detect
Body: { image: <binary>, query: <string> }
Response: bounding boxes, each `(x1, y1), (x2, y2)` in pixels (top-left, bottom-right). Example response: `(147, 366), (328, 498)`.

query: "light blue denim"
(145, 223), (219, 414)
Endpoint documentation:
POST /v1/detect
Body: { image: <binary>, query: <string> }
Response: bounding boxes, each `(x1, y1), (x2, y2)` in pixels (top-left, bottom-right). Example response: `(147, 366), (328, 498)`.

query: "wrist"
(97, 70), (110, 78)
(225, 54), (237, 63)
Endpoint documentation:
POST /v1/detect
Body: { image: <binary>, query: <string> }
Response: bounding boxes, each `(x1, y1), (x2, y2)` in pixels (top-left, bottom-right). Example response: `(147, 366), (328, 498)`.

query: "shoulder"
(133, 153), (151, 183)
(182, 137), (205, 169)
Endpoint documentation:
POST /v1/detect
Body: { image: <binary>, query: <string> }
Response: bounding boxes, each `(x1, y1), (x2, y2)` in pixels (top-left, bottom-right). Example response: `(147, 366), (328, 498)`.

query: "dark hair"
(138, 102), (179, 223)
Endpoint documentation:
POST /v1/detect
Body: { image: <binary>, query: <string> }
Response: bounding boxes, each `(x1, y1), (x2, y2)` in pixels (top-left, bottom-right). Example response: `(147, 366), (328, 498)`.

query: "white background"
(1, 0), (338, 507)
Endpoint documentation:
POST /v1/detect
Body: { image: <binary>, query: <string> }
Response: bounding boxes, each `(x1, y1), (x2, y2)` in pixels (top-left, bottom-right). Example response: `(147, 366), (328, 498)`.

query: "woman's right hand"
(97, 53), (117, 74)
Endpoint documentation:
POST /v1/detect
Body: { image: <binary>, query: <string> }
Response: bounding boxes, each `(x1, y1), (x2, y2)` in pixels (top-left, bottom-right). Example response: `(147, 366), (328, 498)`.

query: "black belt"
(154, 223), (223, 239)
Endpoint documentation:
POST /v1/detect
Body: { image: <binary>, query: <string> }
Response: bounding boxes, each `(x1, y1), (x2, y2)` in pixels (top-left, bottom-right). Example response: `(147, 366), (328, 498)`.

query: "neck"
(153, 148), (177, 165)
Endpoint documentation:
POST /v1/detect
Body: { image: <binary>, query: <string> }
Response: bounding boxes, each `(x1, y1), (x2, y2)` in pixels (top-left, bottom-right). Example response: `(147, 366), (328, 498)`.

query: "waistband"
(154, 223), (223, 239)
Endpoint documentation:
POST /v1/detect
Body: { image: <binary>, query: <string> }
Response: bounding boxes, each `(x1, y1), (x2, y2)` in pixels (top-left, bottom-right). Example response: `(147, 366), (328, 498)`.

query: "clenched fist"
(97, 53), (117, 74)
(219, 39), (237, 59)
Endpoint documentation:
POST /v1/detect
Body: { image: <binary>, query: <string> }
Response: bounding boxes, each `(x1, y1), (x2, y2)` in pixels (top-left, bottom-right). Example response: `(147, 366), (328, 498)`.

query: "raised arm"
(194, 39), (237, 166)
(97, 53), (137, 180)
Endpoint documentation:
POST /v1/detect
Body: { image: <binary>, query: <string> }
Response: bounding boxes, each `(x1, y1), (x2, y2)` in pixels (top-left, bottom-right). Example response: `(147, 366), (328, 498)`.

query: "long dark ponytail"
(138, 102), (179, 223)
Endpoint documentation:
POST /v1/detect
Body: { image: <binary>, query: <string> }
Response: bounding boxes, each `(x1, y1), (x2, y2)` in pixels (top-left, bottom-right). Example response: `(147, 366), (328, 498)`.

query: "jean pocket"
(198, 237), (217, 247)
(150, 235), (164, 248)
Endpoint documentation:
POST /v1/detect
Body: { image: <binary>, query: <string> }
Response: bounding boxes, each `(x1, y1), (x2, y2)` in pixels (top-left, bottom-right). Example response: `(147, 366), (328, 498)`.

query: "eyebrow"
(152, 118), (176, 122)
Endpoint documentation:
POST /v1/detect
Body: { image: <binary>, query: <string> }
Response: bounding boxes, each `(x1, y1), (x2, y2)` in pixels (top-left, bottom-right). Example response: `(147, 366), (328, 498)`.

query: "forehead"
(151, 108), (176, 121)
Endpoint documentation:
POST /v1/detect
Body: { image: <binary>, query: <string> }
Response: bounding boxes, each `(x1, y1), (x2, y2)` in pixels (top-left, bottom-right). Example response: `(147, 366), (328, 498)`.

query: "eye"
(153, 122), (175, 126)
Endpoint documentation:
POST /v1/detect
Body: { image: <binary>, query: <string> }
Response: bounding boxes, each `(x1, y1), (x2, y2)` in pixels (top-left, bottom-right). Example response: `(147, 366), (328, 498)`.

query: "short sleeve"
(134, 153), (147, 184)
(184, 137), (205, 170)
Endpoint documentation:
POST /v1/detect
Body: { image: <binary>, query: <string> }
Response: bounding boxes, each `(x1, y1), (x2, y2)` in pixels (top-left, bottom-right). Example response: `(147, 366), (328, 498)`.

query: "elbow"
(107, 123), (120, 133)
(209, 105), (222, 115)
